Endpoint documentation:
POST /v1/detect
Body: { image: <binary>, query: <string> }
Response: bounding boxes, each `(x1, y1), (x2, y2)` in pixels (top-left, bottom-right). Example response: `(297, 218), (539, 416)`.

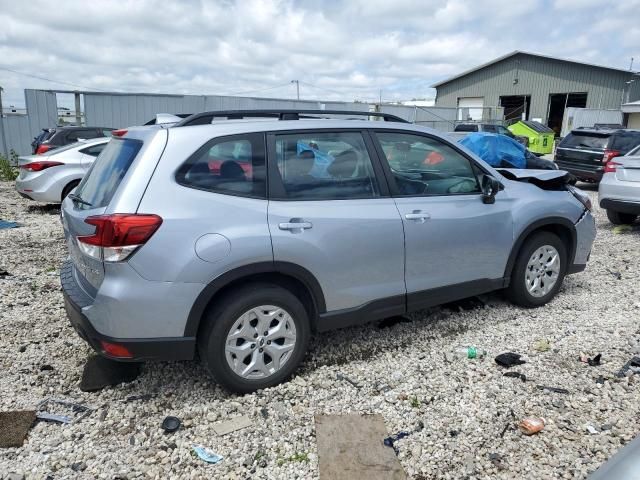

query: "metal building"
(432, 51), (640, 134)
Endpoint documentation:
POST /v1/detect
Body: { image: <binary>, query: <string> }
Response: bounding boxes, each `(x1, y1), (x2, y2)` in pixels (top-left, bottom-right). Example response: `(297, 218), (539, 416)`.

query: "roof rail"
(174, 109), (409, 127)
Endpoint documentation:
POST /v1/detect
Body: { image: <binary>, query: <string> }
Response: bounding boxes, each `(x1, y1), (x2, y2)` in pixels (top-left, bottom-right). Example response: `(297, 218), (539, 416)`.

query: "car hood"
(497, 168), (576, 190)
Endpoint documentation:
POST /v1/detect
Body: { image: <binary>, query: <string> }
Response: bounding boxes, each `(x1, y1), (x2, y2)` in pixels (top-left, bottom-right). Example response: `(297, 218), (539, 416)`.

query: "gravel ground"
(1, 180), (639, 480)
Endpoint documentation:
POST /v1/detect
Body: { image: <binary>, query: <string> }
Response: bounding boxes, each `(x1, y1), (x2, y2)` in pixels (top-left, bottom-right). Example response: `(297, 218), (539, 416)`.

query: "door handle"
(404, 210), (431, 222)
(278, 218), (313, 232)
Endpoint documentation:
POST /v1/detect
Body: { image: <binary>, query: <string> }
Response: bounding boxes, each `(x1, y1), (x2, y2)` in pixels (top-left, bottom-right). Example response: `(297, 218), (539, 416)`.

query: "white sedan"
(15, 137), (110, 203)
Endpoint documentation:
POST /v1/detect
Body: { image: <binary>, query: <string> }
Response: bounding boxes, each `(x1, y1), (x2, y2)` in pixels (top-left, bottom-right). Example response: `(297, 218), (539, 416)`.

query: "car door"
(267, 129), (406, 319)
(371, 130), (514, 310)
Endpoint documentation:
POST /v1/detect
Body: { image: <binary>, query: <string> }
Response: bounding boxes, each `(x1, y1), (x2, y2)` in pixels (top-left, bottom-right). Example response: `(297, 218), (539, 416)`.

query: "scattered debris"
(606, 269), (622, 280)
(495, 352), (526, 368)
(533, 339), (551, 352)
(192, 444), (223, 464)
(616, 356), (640, 378)
(580, 353), (602, 366)
(612, 224), (633, 234)
(457, 346), (487, 359)
(161, 416), (181, 433)
(0, 220), (20, 230)
(375, 382), (392, 394)
(79, 355), (142, 392)
(71, 461), (87, 472)
(377, 315), (411, 328)
(37, 398), (93, 424)
(488, 452), (504, 469)
(125, 394), (154, 403)
(537, 385), (569, 394)
(39, 364), (54, 372)
(596, 375), (606, 385)
(449, 430), (460, 437)
(212, 415), (252, 436)
(586, 425), (599, 435)
(503, 371), (527, 382)
(336, 372), (360, 389)
(383, 422), (424, 455)
(600, 423), (613, 431)
(315, 414), (406, 479)
(518, 417), (545, 435)
(0, 268), (11, 278)
(0, 410), (36, 448)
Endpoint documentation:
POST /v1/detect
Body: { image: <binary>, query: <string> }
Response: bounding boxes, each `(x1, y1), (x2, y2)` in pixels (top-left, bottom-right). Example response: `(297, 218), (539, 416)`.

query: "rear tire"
(606, 209), (636, 225)
(197, 283), (310, 393)
(61, 180), (80, 202)
(506, 231), (567, 308)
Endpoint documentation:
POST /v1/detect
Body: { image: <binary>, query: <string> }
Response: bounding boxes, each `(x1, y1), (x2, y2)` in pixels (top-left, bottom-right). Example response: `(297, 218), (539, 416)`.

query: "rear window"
(560, 133), (609, 150)
(74, 138), (142, 208)
(611, 133), (640, 153)
(454, 124), (478, 132)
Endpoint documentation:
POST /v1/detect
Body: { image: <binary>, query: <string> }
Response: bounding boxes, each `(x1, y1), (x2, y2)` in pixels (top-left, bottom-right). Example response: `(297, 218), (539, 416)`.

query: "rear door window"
(454, 124), (478, 132)
(560, 132), (609, 150)
(74, 138), (142, 208)
(176, 133), (266, 198)
(271, 131), (380, 200)
(611, 133), (640, 153)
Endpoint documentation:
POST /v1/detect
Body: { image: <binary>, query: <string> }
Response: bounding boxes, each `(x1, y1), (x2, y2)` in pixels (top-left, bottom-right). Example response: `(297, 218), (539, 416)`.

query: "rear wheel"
(606, 209), (636, 225)
(198, 283), (310, 393)
(61, 180), (80, 202)
(506, 231), (566, 308)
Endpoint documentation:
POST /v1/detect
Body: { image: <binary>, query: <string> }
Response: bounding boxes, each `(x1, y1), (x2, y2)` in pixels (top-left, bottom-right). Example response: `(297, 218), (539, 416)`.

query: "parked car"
(60, 109), (595, 393)
(453, 132), (558, 170)
(555, 128), (640, 183)
(31, 126), (114, 155)
(454, 123), (528, 146)
(598, 143), (640, 224)
(16, 137), (110, 203)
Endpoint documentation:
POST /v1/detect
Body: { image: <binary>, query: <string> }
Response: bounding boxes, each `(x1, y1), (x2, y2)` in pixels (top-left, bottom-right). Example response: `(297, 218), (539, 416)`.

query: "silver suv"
(60, 110), (596, 393)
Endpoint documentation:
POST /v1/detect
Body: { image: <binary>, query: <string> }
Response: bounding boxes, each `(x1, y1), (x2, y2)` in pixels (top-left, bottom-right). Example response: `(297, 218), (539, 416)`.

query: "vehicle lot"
(0, 180), (638, 479)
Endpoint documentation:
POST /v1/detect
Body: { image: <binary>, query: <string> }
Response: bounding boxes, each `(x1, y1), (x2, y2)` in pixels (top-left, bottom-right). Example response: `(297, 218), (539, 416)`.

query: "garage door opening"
(500, 95), (531, 122)
(547, 92), (587, 135)
(457, 97), (484, 121)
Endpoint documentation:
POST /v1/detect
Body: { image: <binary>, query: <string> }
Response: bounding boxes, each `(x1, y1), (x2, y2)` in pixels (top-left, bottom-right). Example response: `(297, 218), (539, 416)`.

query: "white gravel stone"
(1, 181), (639, 479)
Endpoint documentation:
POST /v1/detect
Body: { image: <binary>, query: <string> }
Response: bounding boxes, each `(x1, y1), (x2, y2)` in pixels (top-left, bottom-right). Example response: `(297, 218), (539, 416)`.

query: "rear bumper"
(599, 198), (640, 215)
(61, 261), (196, 362)
(555, 162), (603, 182)
(599, 174), (640, 213)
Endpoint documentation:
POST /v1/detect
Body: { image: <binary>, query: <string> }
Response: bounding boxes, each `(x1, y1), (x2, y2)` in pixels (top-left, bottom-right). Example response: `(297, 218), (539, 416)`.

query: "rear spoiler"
(497, 168), (577, 190)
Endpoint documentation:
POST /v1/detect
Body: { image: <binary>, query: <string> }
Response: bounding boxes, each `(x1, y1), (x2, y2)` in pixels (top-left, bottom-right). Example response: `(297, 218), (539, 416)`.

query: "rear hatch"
(61, 137), (143, 296)
(613, 155), (640, 183)
(555, 131), (609, 173)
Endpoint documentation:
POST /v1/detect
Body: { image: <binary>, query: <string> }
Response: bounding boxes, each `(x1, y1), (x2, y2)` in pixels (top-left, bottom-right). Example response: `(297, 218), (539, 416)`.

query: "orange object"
(424, 151), (444, 165)
(518, 417), (545, 435)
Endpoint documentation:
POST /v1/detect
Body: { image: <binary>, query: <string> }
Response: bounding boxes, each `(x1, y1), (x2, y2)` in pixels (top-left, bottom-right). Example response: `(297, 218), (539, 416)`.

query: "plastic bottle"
(456, 346), (487, 359)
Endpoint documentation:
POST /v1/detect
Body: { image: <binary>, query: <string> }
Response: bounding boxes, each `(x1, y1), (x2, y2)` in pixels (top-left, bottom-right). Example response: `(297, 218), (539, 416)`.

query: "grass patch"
(0, 150), (19, 181)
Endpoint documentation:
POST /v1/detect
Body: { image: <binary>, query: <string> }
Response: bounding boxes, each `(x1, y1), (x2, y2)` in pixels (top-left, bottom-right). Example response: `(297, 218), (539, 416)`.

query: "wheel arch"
(504, 217), (577, 280)
(61, 178), (82, 201)
(185, 262), (326, 337)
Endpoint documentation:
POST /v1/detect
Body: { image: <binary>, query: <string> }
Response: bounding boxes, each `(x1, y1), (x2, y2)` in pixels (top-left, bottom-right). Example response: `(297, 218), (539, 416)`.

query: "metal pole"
(291, 80), (299, 100)
(0, 86), (8, 158)
(74, 91), (82, 126)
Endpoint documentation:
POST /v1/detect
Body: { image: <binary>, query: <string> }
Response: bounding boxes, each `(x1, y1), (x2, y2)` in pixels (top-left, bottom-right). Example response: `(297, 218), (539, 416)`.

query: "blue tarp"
(297, 142), (334, 178)
(460, 132), (527, 169)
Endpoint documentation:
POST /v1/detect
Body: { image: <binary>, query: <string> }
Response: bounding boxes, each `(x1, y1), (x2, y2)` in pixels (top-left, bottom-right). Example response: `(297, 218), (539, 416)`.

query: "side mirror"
(482, 176), (501, 204)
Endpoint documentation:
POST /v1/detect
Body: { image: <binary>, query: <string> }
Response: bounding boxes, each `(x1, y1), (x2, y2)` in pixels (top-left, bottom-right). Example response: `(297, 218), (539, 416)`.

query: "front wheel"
(606, 209), (636, 225)
(198, 283), (310, 393)
(506, 232), (566, 308)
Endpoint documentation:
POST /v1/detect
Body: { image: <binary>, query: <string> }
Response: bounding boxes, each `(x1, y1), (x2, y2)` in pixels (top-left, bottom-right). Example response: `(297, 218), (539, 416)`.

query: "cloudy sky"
(0, 0), (638, 108)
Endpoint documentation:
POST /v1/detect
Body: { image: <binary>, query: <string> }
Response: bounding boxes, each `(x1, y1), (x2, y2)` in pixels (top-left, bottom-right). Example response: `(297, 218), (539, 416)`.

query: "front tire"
(606, 209), (636, 225)
(198, 283), (310, 393)
(506, 232), (566, 308)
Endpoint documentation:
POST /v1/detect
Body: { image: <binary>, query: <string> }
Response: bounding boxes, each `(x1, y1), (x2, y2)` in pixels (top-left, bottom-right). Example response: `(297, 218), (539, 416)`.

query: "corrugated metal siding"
(435, 53), (638, 122)
(561, 108), (623, 136)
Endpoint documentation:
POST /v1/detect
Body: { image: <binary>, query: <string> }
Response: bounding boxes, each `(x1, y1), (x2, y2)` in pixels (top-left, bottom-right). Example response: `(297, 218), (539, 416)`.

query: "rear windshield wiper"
(68, 193), (92, 207)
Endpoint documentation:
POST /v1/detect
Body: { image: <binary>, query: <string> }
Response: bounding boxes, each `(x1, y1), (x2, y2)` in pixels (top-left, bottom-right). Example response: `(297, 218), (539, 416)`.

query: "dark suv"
(555, 128), (640, 182)
(32, 126), (114, 155)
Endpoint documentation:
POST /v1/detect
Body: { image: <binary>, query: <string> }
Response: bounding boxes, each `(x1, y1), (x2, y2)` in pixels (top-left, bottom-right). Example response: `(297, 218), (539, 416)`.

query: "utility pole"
(74, 91), (82, 126)
(291, 80), (300, 100)
(630, 57), (634, 71)
(0, 85), (8, 158)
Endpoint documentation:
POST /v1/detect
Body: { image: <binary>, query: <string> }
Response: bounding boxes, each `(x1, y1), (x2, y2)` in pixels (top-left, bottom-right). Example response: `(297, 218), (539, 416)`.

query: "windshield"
(74, 138), (142, 208)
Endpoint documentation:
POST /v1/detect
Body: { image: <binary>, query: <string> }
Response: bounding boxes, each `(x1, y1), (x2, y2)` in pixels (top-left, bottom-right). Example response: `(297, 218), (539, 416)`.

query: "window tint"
(454, 124), (478, 132)
(375, 131), (481, 196)
(67, 129), (98, 142)
(611, 133), (640, 153)
(560, 133), (609, 149)
(102, 129), (114, 137)
(626, 143), (640, 157)
(483, 125), (497, 133)
(80, 143), (107, 157)
(176, 133), (265, 198)
(273, 131), (379, 200)
(75, 138), (142, 208)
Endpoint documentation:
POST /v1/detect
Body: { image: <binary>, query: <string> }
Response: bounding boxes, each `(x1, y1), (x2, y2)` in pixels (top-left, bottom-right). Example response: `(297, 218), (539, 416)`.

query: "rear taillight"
(603, 149), (621, 163)
(76, 214), (162, 262)
(20, 161), (64, 171)
(100, 340), (133, 359)
(111, 129), (128, 137)
(36, 144), (53, 155)
(604, 161), (621, 173)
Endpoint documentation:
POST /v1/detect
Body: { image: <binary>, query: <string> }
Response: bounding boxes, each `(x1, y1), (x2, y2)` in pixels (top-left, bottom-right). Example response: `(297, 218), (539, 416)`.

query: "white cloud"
(0, 0), (637, 107)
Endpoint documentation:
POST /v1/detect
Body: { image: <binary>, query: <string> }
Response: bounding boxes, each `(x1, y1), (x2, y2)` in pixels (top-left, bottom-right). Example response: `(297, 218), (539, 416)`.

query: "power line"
(0, 65), (109, 92)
